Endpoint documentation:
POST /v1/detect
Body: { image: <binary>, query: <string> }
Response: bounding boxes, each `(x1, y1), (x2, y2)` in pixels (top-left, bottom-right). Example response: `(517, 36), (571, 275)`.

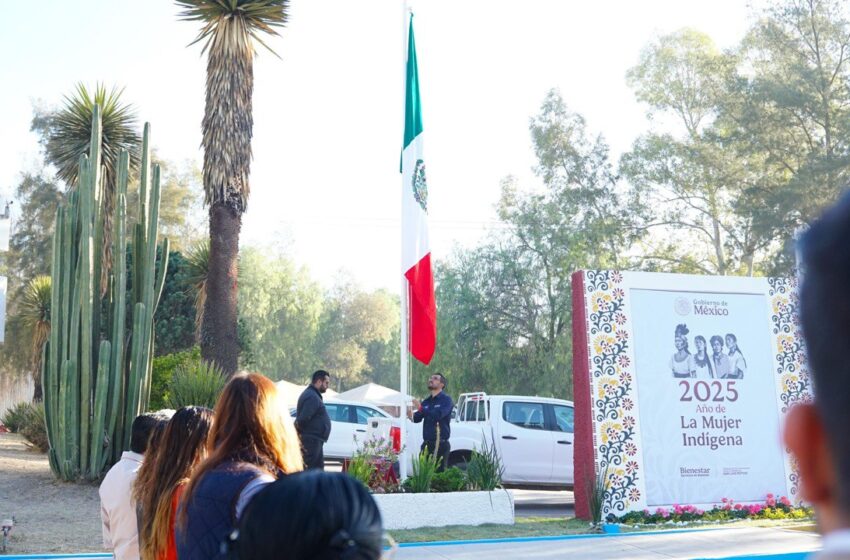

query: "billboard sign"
(572, 270), (812, 519)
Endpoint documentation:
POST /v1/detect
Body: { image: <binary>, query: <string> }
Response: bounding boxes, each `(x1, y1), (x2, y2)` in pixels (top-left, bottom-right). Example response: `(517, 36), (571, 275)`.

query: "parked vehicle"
(290, 399), (391, 460)
(368, 392), (575, 489)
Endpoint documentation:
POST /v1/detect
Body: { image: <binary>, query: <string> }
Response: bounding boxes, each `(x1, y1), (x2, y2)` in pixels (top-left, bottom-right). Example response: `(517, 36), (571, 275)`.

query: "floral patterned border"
(768, 276), (812, 499)
(584, 270), (642, 515)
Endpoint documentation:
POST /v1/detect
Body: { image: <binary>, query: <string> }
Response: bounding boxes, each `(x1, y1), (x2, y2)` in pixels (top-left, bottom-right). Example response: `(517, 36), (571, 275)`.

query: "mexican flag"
(401, 15), (436, 365)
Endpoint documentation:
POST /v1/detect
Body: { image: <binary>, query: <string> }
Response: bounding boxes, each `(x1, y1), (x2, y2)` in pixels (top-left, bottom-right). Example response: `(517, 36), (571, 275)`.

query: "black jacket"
(412, 391), (453, 442)
(295, 385), (331, 442)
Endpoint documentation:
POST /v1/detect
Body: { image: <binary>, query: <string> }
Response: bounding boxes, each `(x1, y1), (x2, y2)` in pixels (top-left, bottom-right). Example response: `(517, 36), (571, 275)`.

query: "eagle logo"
(412, 159), (428, 212)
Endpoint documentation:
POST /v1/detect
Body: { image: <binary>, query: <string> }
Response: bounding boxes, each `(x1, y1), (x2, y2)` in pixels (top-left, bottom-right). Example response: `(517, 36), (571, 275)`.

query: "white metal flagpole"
(398, 0), (412, 481)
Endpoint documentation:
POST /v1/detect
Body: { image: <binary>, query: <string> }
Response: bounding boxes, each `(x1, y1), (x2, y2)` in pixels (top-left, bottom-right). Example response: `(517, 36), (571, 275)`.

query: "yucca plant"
(166, 359), (227, 408)
(587, 464), (611, 526)
(176, 0), (290, 376)
(467, 435), (504, 492)
(19, 275), (52, 401)
(43, 84), (141, 293)
(406, 447), (440, 493)
(185, 239), (210, 340)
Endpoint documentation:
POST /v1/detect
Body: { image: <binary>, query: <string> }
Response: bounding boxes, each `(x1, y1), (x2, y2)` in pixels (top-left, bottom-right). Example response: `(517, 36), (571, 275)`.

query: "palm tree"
(44, 83), (141, 293)
(19, 276), (52, 402)
(177, 0), (290, 375)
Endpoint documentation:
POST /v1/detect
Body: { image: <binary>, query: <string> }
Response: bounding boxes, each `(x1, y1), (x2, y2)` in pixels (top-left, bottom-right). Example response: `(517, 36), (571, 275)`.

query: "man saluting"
(409, 373), (452, 472)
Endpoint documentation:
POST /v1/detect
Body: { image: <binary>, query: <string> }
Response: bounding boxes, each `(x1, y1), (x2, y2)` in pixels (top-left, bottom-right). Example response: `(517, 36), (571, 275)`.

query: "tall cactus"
(43, 106), (168, 481)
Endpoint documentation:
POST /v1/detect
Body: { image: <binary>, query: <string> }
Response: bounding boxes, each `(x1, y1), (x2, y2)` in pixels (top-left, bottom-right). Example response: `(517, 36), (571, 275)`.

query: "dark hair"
(674, 324), (690, 353)
(134, 406), (213, 560)
(235, 471), (383, 559)
(710, 335), (724, 349)
(800, 190), (850, 513)
(436, 373), (447, 389)
(312, 370), (331, 384)
(130, 411), (171, 454)
(725, 333), (745, 365)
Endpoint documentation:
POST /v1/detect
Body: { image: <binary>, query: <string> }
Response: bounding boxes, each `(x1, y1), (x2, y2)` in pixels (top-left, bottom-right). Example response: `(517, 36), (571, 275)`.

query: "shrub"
(347, 455), (376, 488)
(586, 464), (611, 526)
(466, 437), (503, 491)
(2, 402), (32, 433)
(166, 359), (226, 408)
(151, 347), (202, 409)
(19, 403), (49, 452)
(431, 467), (467, 492)
(406, 448), (439, 493)
(351, 436), (400, 493)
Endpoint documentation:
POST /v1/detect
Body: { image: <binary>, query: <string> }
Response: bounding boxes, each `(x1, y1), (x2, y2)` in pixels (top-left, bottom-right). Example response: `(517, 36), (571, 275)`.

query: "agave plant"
(44, 83), (141, 292)
(177, 0), (290, 375)
(19, 275), (52, 401)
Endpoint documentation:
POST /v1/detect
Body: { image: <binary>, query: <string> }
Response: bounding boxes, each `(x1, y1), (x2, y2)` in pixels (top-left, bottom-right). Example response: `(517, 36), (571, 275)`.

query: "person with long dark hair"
(670, 324), (695, 378)
(176, 372), (303, 560)
(726, 334), (746, 379)
(233, 471), (384, 560)
(710, 335), (732, 379)
(134, 406), (213, 560)
(693, 335), (715, 379)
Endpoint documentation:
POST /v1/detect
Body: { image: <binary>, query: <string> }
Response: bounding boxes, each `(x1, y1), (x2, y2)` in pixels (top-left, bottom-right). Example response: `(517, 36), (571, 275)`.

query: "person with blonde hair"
(133, 406), (213, 560)
(176, 372), (303, 560)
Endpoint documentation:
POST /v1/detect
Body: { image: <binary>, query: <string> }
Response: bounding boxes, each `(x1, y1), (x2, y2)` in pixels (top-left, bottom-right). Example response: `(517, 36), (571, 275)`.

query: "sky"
(0, 0), (759, 293)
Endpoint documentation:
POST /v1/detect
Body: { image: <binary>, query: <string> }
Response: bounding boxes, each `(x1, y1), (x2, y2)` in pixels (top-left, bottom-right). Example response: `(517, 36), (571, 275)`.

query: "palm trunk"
(201, 203), (241, 376)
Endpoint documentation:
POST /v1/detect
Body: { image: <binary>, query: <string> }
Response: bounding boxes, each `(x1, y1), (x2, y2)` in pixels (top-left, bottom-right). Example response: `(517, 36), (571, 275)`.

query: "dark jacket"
(413, 391), (453, 442)
(175, 461), (267, 560)
(295, 385), (331, 442)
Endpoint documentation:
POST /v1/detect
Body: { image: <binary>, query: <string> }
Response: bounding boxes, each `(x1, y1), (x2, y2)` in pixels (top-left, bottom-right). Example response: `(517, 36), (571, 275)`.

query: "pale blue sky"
(0, 0), (757, 291)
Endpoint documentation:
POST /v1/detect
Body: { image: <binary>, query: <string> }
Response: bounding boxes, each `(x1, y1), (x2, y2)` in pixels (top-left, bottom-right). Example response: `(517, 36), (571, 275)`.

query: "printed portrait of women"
(726, 334), (746, 379)
(710, 335), (732, 379)
(693, 335), (715, 379)
(670, 324), (696, 378)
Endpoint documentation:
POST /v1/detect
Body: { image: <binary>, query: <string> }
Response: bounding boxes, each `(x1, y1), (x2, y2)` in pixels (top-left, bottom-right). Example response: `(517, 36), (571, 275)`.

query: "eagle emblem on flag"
(412, 158), (428, 212)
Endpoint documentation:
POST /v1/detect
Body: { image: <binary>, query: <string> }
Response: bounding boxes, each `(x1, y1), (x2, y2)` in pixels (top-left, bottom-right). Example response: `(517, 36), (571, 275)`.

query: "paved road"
(511, 489), (574, 518)
(394, 526), (820, 559)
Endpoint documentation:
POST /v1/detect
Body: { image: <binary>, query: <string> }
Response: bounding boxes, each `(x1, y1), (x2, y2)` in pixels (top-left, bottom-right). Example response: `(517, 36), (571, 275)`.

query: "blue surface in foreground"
(0, 527), (816, 559)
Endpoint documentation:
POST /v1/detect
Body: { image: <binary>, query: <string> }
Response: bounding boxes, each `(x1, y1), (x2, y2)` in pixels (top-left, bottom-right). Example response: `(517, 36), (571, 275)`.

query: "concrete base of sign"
(373, 489), (515, 530)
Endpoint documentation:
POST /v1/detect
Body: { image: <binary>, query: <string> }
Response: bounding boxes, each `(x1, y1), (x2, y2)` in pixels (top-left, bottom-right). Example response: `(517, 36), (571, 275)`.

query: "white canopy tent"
(336, 383), (411, 407)
(276, 379), (338, 408)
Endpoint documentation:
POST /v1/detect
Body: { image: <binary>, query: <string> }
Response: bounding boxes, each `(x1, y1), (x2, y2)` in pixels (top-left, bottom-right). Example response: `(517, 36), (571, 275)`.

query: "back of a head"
(130, 410), (173, 455)
(800, 190), (850, 513)
(136, 406), (214, 560)
(236, 471), (383, 560)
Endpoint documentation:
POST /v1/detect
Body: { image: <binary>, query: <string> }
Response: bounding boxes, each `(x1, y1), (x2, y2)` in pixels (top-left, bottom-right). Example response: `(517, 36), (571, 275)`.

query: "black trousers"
(302, 436), (325, 470)
(421, 439), (451, 472)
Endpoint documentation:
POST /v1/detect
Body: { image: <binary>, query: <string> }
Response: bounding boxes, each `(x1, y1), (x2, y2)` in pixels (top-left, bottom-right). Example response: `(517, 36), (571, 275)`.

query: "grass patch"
(389, 517), (590, 543)
(388, 516), (818, 544)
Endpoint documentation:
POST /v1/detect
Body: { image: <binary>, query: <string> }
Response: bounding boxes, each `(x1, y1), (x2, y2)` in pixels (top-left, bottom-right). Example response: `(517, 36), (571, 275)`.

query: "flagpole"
(399, 0), (412, 481)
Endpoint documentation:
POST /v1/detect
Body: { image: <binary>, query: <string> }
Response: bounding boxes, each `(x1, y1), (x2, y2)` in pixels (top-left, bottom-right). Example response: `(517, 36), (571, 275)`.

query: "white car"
(291, 399), (392, 460)
(368, 392), (575, 488)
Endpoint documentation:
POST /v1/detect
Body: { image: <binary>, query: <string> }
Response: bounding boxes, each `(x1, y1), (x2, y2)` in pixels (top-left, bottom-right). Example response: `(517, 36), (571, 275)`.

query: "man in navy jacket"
(410, 373), (453, 472)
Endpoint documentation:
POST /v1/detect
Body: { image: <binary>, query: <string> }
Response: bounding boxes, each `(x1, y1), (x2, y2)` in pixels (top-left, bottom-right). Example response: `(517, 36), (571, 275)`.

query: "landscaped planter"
(372, 489), (515, 530)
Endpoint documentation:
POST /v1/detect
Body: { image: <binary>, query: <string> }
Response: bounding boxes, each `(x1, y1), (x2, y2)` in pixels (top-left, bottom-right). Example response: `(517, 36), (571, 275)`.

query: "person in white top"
(99, 412), (171, 560)
(785, 194), (850, 560)
(670, 324), (695, 379)
(725, 334), (747, 379)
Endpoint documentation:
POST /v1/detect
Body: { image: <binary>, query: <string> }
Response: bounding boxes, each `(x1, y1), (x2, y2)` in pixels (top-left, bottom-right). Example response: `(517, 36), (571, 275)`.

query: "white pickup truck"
(370, 392), (576, 489)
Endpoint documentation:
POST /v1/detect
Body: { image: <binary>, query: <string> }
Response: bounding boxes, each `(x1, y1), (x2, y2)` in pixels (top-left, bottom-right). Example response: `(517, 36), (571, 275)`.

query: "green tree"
(621, 29), (768, 275)
(417, 91), (643, 399)
(723, 0), (850, 272)
(177, 0), (291, 376)
(315, 281), (399, 390)
(0, 171), (63, 381)
(237, 246), (322, 380)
